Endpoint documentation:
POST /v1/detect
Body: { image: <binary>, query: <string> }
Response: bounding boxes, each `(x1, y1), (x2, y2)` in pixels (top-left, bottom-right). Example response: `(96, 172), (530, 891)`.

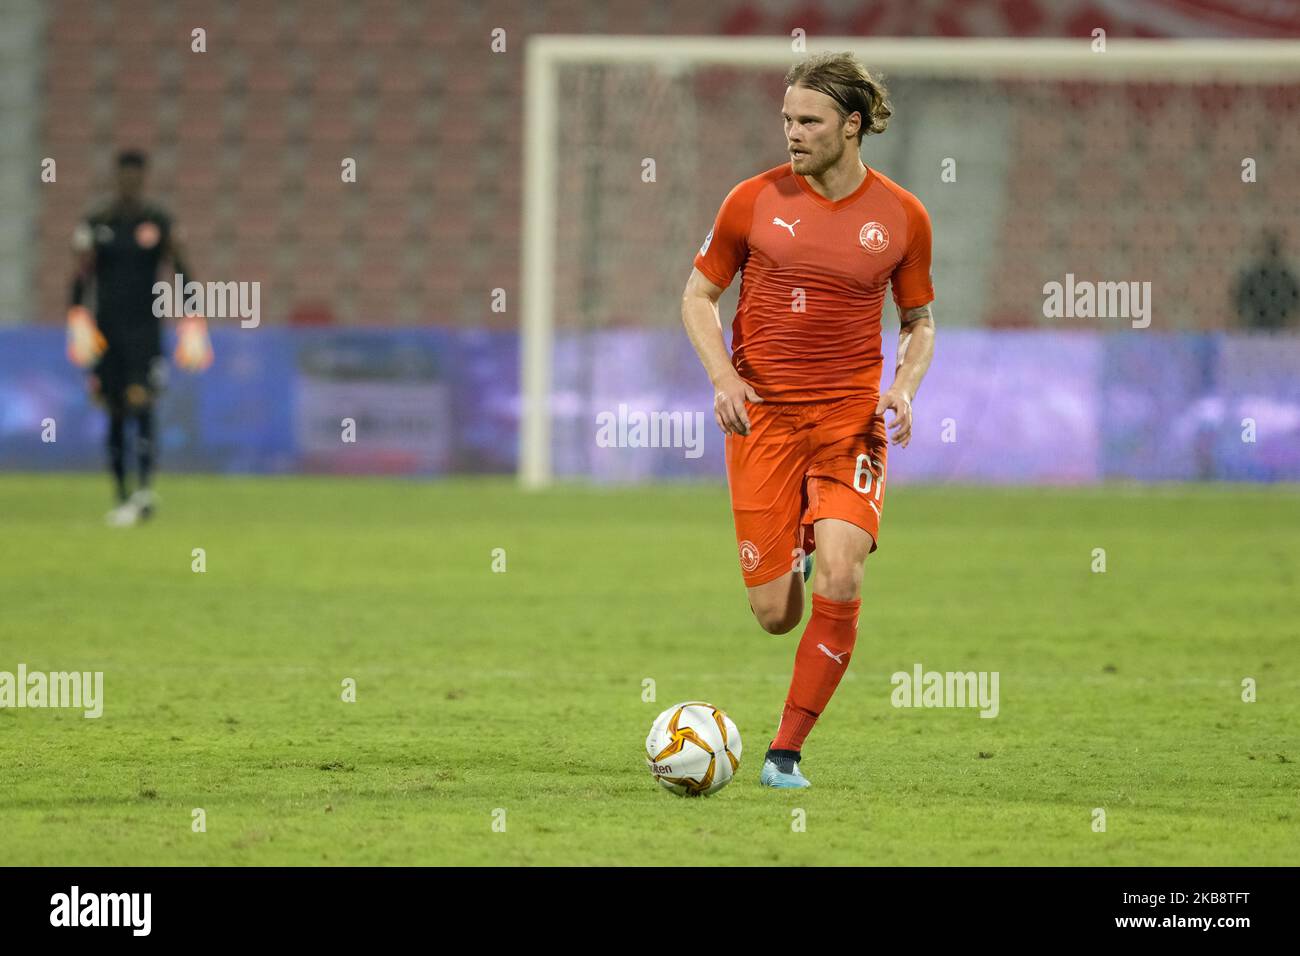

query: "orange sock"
(771, 593), (861, 752)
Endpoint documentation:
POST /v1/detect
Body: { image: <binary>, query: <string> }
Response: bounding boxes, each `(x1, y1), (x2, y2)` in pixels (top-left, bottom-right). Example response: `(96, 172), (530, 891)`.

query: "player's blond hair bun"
(785, 51), (893, 141)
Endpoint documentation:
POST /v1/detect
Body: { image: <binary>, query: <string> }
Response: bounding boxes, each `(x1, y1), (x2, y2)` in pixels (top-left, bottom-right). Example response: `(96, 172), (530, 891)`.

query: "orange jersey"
(694, 162), (934, 403)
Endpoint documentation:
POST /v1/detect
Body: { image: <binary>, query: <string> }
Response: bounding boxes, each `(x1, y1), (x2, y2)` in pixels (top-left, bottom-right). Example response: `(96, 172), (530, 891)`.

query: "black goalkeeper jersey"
(78, 201), (175, 354)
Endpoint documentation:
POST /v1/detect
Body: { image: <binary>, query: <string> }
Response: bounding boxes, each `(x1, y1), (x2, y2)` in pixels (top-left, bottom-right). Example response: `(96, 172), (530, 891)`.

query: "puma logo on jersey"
(817, 643), (847, 664)
(773, 217), (800, 237)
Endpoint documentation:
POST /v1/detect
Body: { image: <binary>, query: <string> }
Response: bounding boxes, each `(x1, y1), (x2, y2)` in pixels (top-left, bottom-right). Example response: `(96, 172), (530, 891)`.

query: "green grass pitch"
(1, 474), (1296, 865)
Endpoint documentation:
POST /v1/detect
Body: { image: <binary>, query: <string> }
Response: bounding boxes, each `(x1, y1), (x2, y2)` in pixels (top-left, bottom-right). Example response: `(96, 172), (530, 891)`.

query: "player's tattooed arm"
(896, 303), (934, 370)
(875, 303), (936, 448)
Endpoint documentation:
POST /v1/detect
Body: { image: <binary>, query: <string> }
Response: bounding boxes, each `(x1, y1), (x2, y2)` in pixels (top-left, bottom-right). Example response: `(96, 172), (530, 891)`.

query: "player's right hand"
(713, 372), (763, 436)
(66, 306), (106, 368)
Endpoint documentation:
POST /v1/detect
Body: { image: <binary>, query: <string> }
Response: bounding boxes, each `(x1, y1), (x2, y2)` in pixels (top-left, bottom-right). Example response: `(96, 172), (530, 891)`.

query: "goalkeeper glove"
(66, 306), (106, 368)
(174, 314), (214, 372)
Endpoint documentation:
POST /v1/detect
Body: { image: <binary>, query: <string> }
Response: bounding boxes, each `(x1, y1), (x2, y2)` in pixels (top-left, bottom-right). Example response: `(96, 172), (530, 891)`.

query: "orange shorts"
(725, 395), (888, 588)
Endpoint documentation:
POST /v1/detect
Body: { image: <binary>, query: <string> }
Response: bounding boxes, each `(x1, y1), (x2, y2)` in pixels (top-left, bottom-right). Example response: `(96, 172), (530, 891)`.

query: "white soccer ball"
(645, 701), (742, 796)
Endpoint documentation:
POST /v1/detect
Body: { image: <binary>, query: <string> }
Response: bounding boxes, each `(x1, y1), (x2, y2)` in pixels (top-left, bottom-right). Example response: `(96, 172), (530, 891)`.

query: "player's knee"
(751, 600), (802, 635)
(124, 385), (151, 409)
(757, 610), (800, 635)
(813, 562), (863, 603)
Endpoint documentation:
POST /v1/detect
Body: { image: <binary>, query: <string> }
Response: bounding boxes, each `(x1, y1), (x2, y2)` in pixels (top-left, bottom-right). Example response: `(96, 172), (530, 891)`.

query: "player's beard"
(793, 137), (844, 177)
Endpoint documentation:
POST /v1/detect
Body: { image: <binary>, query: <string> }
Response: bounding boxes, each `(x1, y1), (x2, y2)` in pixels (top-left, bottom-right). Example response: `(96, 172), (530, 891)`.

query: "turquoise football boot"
(760, 748), (812, 789)
(802, 552), (813, 583)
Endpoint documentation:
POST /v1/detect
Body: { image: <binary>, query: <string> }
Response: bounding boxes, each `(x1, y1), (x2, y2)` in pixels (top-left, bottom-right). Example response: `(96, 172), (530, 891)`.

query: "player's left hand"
(174, 314), (213, 372)
(874, 387), (912, 447)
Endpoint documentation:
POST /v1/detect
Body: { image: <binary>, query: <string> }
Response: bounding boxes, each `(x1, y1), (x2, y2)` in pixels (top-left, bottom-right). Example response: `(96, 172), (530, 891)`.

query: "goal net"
(520, 37), (1300, 487)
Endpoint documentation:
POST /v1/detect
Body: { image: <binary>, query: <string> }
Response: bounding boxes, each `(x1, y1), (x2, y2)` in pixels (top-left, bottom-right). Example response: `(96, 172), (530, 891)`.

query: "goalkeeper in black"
(67, 149), (212, 526)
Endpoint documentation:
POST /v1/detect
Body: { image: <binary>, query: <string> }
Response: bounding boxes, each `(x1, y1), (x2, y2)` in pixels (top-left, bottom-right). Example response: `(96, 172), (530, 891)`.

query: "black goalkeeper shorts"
(91, 347), (167, 409)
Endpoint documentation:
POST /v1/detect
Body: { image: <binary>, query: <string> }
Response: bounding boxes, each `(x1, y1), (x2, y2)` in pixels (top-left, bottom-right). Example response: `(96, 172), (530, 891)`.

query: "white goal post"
(519, 36), (1300, 488)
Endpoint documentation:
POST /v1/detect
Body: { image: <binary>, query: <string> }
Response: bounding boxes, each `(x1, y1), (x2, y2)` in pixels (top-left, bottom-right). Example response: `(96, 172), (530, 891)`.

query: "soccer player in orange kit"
(682, 52), (937, 788)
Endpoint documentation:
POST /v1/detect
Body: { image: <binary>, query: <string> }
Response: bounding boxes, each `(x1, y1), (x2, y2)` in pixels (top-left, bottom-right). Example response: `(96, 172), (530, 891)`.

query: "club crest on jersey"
(738, 539), (761, 573)
(859, 221), (889, 253)
(135, 221), (161, 249)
